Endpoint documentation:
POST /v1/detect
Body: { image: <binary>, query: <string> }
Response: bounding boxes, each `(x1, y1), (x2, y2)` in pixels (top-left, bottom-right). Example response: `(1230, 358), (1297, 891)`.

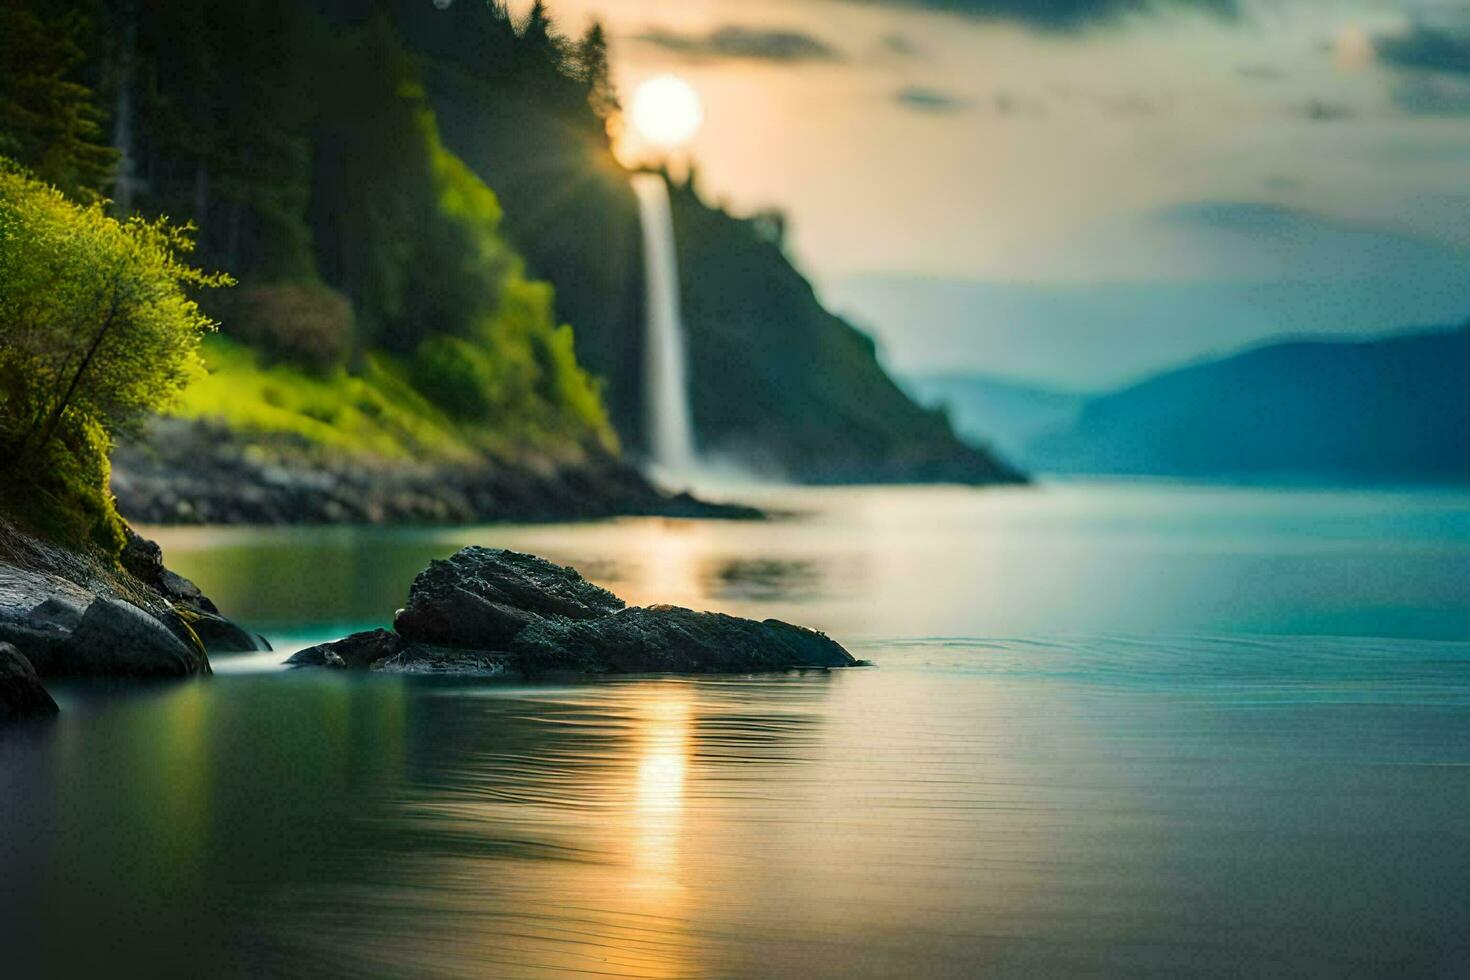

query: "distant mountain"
(902, 373), (1084, 461)
(1027, 323), (1470, 483)
(827, 265), (1470, 391)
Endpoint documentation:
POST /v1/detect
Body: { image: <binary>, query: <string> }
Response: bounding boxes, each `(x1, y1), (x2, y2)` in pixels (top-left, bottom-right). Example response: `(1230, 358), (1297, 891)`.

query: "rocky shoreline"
(0, 521), (267, 718)
(112, 419), (759, 526)
(0, 527), (857, 722)
(291, 546), (858, 677)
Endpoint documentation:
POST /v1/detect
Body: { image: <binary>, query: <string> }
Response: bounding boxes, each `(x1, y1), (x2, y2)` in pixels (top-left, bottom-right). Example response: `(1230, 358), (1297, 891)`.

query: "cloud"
(1392, 75), (1470, 115)
(894, 87), (1044, 116)
(895, 86), (970, 113)
(1375, 24), (1470, 76)
(1374, 21), (1470, 114)
(635, 25), (842, 63)
(843, 0), (1239, 32)
(1301, 99), (1354, 122)
(1156, 200), (1307, 234)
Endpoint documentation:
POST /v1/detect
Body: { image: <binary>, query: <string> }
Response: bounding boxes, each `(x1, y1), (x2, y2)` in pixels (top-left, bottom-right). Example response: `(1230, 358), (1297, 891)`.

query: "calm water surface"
(3, 482), (1469, 977)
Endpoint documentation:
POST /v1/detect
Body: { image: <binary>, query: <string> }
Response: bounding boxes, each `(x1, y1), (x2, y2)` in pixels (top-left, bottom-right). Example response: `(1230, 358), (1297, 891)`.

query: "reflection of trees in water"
(152, 526), (456, 630)
(0, 672), (413, 976)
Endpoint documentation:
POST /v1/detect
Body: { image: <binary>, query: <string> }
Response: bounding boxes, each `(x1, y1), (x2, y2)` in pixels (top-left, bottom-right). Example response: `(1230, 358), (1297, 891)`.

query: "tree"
(574, 19), (618, 119)
(0, 158), (226, 550)
(0, 0), (116, 200)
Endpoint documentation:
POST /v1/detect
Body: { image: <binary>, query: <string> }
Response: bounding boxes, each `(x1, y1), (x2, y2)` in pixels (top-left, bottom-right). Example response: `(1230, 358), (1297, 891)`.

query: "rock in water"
(1, 519), (249, 676)
(401, 547), (624, 623)
(120, 526), (220, 613)
(290, 547), (856, 676)
(175, 607), (265, 654)
(511, 605), (855, 674)
(0, 642), (59, 721)
(394, 588), (538, 650)
(288, 628), (404, 669)
(57, 598), (206, 677)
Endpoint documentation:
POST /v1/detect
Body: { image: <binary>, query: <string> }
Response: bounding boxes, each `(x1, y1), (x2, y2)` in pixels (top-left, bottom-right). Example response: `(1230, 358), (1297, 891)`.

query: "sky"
(509, 0), (1470, 388)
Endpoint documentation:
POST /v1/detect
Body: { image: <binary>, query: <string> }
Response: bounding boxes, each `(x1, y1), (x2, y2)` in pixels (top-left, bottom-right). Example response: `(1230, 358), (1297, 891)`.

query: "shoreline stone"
(289, 547), (856, 677)
(0, 642), (58, 721)
(0, 520), (263, 715)
(112, 418), (762, 528)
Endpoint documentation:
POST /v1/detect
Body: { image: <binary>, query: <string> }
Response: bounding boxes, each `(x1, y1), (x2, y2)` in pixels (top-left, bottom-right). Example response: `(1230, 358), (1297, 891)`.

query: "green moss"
(0, 418), (126, 557)
(175, 337), (468, 461)
(174, 335), (613, 464)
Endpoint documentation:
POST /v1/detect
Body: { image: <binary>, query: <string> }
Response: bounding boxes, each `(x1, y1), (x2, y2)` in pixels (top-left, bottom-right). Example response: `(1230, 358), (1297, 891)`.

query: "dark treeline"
(0, 0), (623, 549)
(4, 0), (623, 364)
(2, 0), (1017, 551)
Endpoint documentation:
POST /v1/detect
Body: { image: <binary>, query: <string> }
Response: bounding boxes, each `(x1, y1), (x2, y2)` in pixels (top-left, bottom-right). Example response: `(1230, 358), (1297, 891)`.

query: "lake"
(3, 481), (1469, 976)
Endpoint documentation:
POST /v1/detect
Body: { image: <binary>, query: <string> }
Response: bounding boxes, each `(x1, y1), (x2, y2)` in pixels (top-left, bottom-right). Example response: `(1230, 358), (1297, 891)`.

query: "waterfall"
(632, 173), (698, 477)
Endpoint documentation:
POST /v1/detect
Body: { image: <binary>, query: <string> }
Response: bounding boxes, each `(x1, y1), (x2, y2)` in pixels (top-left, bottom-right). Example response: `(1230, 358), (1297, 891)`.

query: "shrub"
(214, 281), (354, 373)
(410, 336), (495, 423)
(0, 158), (224, 553)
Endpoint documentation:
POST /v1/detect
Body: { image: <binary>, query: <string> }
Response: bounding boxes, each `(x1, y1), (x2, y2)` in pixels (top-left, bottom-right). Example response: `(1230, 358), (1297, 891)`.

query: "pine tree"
(0, 0), (116, 200)
(519, 1), (563, 71)
(575, 19), (617, 119)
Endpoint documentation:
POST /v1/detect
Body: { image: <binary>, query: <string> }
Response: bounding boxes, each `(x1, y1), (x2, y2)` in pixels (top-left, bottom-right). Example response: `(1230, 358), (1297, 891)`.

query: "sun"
(629, 75), (704, 149)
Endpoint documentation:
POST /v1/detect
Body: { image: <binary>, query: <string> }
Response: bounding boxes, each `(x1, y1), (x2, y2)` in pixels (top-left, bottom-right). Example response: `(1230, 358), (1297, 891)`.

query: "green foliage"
(177, 336), (475, 461)
(300, 17), (613, 452)
(0, 159), (225, 550)
(410, 337), (498, 423)
(408, 280), (615, 450)
(0, 0), (115, 200)
(212, 282), (355, 373)
(0, 0), (629, 515)
(178, 335), (611, 463)
(133, 0), (318, 279)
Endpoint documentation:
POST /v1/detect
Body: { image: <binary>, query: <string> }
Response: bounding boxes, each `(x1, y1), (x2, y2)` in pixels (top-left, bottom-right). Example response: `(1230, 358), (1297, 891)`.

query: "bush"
(0, 158), (223, 553)
(214, 281), (354, 373)
(410, 336), (495, 422)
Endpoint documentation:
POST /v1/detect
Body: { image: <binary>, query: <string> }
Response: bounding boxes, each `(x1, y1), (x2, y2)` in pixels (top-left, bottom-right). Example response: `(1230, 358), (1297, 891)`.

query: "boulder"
(0, 642), (58, 721)
(405, 547), (624, 622)
(1, 520), (245, 679)
(175, 607), (266, 653)
(509, 605), (855, 675)
(57, 598), (207, 677)
(26, 597), (86, 632)
(119, 527), (219, 613)
(286, 629), (403, 669)
(0, 622), (71, 675)
(393, 587), (537, 649)
(289, 547), (857, 676)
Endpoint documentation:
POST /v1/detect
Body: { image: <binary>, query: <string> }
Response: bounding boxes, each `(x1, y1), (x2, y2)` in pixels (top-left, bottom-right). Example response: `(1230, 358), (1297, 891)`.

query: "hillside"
(0, 0), (724, 541)
(1028, 324), (1470, 482)
(381, 1), (1019, 484)
(2, 0), (1019, 548)
(667, 184), (1021, 483)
